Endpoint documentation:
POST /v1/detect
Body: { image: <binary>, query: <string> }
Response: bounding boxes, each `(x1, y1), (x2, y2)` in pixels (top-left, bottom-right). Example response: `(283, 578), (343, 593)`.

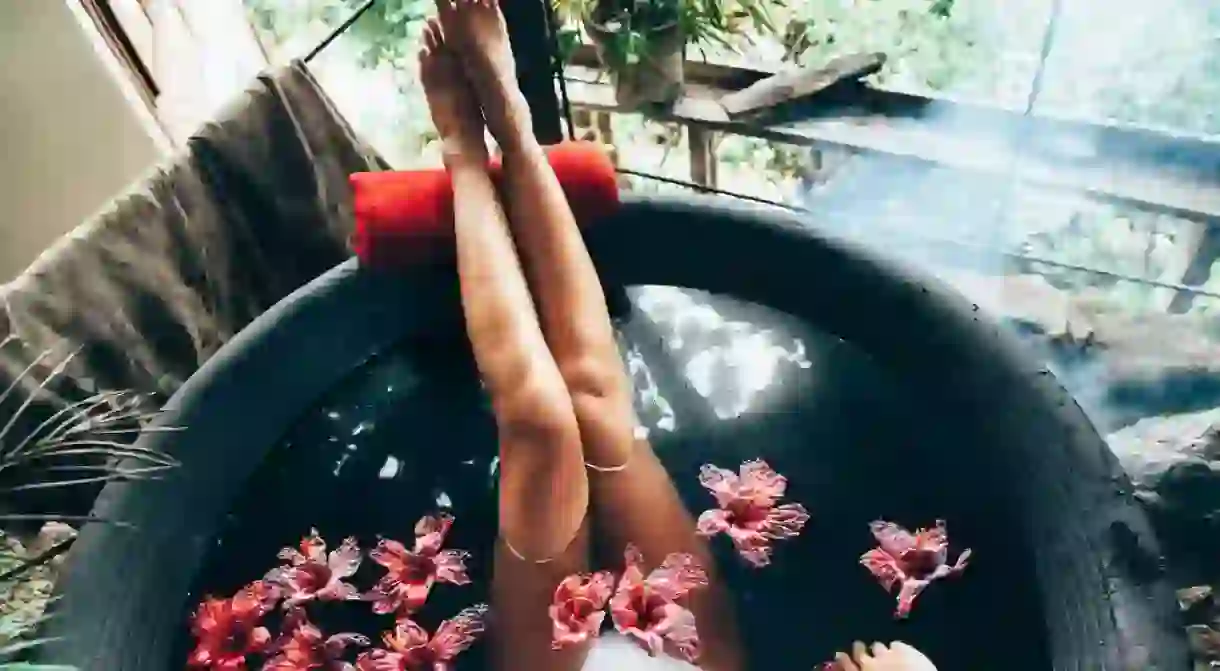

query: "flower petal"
(552, 613), (604, 649)
(434, 549), (471, 585)
(320, 580), (361, 602)
(695, 508), (731, 537)
(328, 536), (363, 578)
(728, 531), (774, 568)
(762, 503), (809, 539)
(654, 603), (700, 663)
(430, 604), (490, 660)
(951, 547), (972, 573)
(355, 649), (405, 671)
(698, 464), (741, 508)
(384, 618), (431, 653)
(739, 459), (787, 506)
(413, 513), (454, 555)
(369, 539), (409, 572)
(647, 553), (708, 602)
(860, 548), (905, 591)
(870, 520), (917, 557)
(895, 578), (931, 618)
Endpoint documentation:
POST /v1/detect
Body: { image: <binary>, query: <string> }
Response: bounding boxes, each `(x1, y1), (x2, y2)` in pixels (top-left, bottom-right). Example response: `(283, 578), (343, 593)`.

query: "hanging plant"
(555, 0), (780, 109)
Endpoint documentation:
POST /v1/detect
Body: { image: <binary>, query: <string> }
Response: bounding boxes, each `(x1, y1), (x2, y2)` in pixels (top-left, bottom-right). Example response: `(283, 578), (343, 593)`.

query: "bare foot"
(418, 17), (488, 163)
(832, 641), (938, 671)
(432, 0), (533, 150)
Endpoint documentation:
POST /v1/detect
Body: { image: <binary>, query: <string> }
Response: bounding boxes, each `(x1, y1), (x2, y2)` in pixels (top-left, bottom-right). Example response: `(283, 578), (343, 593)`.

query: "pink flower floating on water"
(356, 605), (489, 671)
(188, 580), (280, 670)
(187, 514), (488, 671)
(549, 571), (615, 649)
(367, 513), (472, 616)
(695, 459), (810, 567)
(263, 609), (369, 671)
(548, 545), (708, 662)
(610, 545), (709, 663)
(860, 519), (972, 618)
(266, 529), (363, 608)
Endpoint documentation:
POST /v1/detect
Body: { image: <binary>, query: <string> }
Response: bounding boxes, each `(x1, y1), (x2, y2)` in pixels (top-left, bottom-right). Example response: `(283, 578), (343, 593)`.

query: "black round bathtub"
(37, 195), (1186, 670)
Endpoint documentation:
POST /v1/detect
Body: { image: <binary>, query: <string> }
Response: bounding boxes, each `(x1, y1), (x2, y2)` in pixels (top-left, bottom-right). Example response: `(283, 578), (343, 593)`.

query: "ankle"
(441, 137), (490, 167)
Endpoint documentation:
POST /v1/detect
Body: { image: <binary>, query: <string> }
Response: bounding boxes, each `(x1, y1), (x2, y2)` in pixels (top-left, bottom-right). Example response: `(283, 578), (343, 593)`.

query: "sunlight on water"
(634, 286), (813, 420)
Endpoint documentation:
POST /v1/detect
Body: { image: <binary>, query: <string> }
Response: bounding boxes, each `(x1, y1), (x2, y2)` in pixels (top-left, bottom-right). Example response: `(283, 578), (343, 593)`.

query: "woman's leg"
(418, 21), (590, 671)
(435, 2), (744, 669)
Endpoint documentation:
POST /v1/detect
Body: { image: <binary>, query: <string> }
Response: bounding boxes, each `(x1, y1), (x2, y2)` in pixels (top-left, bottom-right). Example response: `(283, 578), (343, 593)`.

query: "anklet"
(585, 456), (631, 473)
(499, 510), (588, 564)
(501, 536), (557, 564)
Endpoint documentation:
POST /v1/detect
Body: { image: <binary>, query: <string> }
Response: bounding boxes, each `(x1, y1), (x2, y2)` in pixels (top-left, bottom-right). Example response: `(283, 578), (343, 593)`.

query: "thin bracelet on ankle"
(585, 456), (631, 473)
(501, 536), (556, 564)
(499, 510), (587, 564)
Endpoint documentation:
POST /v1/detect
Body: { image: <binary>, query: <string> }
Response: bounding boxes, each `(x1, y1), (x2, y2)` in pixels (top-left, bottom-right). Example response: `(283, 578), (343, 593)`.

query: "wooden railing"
(562, 46), (1220, 312)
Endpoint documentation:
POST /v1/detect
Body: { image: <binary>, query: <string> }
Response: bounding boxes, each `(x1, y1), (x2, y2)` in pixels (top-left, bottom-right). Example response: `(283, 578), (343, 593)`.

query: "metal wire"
(616, 167), (1220, 300)
(304, 0), (378, 64)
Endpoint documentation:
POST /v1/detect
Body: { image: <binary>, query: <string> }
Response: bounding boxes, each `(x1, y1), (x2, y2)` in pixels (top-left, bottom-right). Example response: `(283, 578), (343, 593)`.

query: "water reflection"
(181, 289), (1045, 670)
(634, 286), (813, 420)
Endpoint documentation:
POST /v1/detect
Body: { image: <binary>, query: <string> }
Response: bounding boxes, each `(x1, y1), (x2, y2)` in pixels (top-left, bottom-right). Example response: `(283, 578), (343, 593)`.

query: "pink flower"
(352, 649), (405, 671)
(609, 545), (709, 663)
(188, 580), (280, 669)
(860, 519), (972, 618)
(366, 514), (471, 616)
(266, 530), (362, 608)
(548, 571), (615, 649)
(369, 605), (489, 671)
(695, 460), (810, 567)
(262, 610), (369, 671)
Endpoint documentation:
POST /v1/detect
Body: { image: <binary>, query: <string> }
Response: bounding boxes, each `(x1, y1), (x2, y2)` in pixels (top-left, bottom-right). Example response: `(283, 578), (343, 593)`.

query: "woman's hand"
(831, 640), (938, 671)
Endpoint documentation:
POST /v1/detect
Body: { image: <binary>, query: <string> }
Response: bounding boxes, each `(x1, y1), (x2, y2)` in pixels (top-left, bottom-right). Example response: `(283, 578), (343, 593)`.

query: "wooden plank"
(1156, 222), (1220, 312)
(688, 127), (719, 188)
(569, 43), (775, 91)
(563, 65), (1220, 222)
(719, 52), (886, 119)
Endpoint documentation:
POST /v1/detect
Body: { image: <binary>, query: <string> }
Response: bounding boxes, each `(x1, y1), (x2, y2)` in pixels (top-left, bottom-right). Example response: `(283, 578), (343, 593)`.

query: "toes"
(433, 0), (456, 22)
(423, 20), (441, 51)
(851, 641), (871, 664)
(871, 641), (890, 657)
(834, 651), (860, 671)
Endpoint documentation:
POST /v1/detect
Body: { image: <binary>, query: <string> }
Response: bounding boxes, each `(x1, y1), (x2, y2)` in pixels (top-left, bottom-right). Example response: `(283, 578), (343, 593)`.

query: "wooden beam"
(1155, 221), (1220, 312)
(719, 52), (886, 119)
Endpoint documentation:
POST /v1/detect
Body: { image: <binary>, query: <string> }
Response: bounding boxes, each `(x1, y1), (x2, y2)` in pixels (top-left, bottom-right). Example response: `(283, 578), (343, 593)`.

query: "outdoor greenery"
(242, 0), (1220, 318)
(553, 0), (779, 71)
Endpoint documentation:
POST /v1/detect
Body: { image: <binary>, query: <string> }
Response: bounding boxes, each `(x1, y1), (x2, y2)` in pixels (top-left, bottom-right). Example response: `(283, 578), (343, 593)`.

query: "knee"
(493, 374), (580, 443)
(558, 356), (626, 404)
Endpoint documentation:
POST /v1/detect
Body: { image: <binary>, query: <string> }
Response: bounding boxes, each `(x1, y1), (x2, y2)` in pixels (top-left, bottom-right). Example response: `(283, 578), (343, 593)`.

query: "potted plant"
(556, 0), (779, 110)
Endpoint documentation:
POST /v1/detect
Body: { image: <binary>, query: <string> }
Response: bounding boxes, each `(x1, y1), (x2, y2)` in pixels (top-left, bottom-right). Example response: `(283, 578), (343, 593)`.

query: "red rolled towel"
(350, 140), (619, 270)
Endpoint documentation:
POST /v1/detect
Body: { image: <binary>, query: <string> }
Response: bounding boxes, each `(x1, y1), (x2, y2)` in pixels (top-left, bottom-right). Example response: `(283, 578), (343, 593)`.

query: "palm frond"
(0, 610), (74, 671)
(0, 339), (179, 531)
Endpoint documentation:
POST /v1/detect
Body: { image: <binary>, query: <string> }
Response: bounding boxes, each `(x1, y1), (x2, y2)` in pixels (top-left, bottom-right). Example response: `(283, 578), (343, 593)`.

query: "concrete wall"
(0, 0), (165, 281)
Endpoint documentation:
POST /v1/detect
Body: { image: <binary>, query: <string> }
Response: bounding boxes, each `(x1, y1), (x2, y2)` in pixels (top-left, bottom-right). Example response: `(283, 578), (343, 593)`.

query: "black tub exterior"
(38, 195), (1186, 670)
